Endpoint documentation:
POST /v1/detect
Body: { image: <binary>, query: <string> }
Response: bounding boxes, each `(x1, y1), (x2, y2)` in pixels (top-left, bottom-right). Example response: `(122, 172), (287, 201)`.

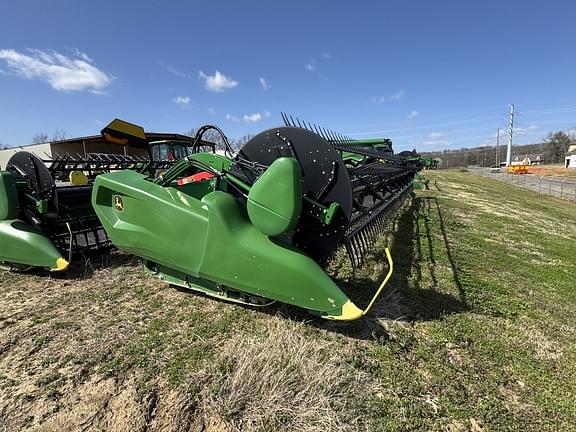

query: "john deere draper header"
(0, 115), (424, 320)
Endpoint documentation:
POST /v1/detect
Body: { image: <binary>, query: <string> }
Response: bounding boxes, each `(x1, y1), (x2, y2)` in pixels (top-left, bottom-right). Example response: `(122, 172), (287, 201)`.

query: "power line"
(519, 106), (576, 115)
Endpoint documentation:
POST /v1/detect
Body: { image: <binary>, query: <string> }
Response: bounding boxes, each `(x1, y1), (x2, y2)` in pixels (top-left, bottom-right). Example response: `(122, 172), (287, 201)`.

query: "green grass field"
(1, 171), (575, 431)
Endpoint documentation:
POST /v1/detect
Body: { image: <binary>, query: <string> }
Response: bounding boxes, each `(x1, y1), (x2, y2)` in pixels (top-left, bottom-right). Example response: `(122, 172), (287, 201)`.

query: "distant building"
(0, 131), (194, 170)
(512, 154), (544, 166)
(566, 144), (576, 169)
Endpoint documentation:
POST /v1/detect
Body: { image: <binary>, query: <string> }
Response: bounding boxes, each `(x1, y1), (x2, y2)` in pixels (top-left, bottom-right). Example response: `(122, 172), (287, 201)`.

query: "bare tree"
(185, 128), (227, 150)
(51, 129), (67, 142)
(230, 134), (254, 151)
(184, 128), (254, 152)
(32, 133), (49, 144)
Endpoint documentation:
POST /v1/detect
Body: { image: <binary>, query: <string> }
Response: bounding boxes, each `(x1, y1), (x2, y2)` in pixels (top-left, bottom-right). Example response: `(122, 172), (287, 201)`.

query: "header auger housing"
(1, 116), (423, 320)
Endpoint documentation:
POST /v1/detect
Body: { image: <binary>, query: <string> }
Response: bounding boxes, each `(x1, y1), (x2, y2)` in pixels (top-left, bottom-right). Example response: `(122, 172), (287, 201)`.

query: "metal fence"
(470, 168), (576, 202)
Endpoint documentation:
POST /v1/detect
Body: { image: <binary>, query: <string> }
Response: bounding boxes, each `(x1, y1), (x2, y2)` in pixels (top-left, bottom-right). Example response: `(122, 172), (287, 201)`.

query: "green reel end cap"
(247, 158), (302, 236)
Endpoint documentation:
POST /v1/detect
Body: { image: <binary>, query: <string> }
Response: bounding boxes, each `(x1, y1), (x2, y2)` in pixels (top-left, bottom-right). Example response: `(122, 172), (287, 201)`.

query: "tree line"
(31, 129), (68, 144)
(422, 129), (575, 168)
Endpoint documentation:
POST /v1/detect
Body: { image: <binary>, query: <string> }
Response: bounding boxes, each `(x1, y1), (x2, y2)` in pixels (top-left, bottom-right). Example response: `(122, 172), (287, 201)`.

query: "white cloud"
(73, 48), (92, 62)
(428, 131), (446, 138)
(259, 77), (270, 90)
(375, 89), (406, 103)
(489, 125), (538, 139)
(198, 70), (238, 92)
(305, 54), (330, 71)
(243, 112), (262, 123)
(0, 48), (113, 93)
(480, 124), (539, 146)
(160, 61), (191, 79)
(263, 110), (271, 117)
(226, 114), (239, 122)
(173, 96), (191, 107)
(407, 110), (419, 119)
(514, 125), (539, 136)
(208, 108), (216, 115)
(421, 139), (452, 147)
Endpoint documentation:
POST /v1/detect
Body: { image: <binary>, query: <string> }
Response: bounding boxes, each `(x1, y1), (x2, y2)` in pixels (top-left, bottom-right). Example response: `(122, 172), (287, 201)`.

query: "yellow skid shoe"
(325, 248), (394, 321)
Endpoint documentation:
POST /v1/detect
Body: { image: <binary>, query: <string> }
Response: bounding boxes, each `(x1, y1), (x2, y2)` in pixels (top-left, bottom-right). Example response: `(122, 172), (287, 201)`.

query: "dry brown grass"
(201, 318), (365, 432)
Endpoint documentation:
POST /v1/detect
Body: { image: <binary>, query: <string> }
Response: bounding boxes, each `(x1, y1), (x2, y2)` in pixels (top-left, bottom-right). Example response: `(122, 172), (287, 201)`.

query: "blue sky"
(1, 0), (576, 152)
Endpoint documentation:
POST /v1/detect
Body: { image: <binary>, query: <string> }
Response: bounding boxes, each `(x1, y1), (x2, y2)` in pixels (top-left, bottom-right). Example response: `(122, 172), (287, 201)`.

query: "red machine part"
(177, 171), (215, 186)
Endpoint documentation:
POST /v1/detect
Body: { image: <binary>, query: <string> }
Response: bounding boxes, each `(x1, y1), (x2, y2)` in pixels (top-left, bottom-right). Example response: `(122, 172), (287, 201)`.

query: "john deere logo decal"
(113, 195), (124, 212)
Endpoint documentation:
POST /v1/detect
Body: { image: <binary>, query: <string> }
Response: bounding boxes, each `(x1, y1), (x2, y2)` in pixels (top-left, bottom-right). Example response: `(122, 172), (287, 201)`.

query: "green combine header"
(0, 115), (425, 320)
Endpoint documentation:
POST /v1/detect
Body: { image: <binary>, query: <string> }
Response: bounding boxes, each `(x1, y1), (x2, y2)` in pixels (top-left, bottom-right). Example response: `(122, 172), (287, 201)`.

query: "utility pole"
(505, 104), (515, 166)
(496, 128), (500, 166)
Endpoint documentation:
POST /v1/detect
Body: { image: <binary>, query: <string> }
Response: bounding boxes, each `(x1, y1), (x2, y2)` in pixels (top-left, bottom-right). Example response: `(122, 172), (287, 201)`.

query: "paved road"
(472, 169), (576, 202)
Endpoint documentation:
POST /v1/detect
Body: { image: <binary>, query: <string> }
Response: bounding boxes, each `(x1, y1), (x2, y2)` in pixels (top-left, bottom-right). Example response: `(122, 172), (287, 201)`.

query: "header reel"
(233, 126), (353, 262)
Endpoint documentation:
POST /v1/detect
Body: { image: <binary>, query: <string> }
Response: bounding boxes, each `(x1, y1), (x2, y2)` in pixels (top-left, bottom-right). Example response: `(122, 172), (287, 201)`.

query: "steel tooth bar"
(330, 130), (339, 144)
(332, 130), (339, 144)
(352, 240), (363, 266)
(351, 236), (361, 266)
(368, 219), (377, 244)
(347, 239), (356, 269)
(344, 241), (356, 274)
(344, 181), (413, 265)
(365, 221), (374, 245)
(325, 129), (335, 143)
(360, 229), (370, 257)
(369, 219), (378, 241)
(362, 225), (372, 253)
(376, 213), (385, 234)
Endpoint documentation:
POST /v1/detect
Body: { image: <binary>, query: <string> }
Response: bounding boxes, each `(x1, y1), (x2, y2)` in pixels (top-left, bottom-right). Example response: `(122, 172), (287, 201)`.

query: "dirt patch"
(22, 376), (213, 432)
(0, 255), (205, 431)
